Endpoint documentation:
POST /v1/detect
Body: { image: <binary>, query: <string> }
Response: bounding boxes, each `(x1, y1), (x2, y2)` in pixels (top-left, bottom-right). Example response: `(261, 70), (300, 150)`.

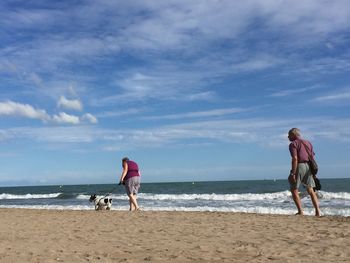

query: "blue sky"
(1, 0), (350, 186)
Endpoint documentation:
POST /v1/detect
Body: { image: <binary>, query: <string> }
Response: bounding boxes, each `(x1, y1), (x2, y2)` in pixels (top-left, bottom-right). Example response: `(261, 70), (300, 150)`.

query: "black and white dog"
(89, 194), (112, 210)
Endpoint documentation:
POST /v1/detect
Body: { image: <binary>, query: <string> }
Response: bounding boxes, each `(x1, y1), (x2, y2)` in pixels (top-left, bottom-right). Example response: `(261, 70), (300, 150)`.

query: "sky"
(1, 0), (350, 186)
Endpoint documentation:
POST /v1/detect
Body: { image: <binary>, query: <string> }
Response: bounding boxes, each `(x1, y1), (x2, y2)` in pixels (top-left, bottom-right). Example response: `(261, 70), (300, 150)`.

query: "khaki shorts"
(290, 163), (316, 190)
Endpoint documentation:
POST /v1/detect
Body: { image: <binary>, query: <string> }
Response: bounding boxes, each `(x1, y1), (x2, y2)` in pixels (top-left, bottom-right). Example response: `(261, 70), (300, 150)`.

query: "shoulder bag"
(300, 140), (321, 190)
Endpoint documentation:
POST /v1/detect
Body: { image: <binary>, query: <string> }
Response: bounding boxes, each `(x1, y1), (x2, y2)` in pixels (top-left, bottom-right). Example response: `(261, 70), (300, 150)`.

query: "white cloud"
(109, 1), (350, 54)
(301, 57), (350, 74)
(52, 112), (80, 125)
(0, 101), (50, 122)
(92, 66), (221, 106)
(270, 86), (321, 97)
(184, 91), (217, 102)
(145, 108), (247, 121)
(2, 0), (350, 108)
(92, 72), (184, 105)
(232, 55), (284, 72)
(3, 116), (350, 150)
(0, 130), (12, 142)
(313, 91), (350, 102)
(2, 1), (349, 67)
(96, 108), (145, 118)
(58, 96), (83, 111)
(14, 126), (95, 143)
(118, 73), (168, 99)
(0, 100), (99, 126)
(30, 73), (44, 88)
(82, 113), (98, 124)
(52, 112), (98, 125)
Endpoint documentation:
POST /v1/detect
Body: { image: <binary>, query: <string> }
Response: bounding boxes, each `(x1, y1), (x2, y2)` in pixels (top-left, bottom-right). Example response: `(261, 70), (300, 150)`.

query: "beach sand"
(0, 209), (349, 262)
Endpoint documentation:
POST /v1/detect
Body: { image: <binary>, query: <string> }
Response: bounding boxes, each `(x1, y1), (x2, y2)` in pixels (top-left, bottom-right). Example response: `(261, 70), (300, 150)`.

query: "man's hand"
(288, 171), (296, 184)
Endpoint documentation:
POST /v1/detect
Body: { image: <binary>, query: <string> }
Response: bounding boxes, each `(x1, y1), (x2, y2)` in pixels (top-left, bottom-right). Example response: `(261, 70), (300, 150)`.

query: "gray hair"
(288, 128), (301, 137)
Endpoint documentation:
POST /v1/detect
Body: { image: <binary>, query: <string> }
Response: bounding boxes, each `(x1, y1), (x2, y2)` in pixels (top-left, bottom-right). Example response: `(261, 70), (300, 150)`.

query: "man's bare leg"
(291, 188), (303, 215)
(128, 194), (139, 211)
(307, 187), (321, 217)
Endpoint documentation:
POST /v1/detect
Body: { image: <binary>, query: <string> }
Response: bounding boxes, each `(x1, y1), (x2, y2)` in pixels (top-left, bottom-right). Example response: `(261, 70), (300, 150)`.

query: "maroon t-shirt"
(289, 138), (314, 162)
(124, 160), (139, 181)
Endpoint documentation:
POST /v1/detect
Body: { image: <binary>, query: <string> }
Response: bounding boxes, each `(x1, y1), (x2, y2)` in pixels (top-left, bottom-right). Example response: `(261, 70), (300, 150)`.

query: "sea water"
(0, 179), (349, 216)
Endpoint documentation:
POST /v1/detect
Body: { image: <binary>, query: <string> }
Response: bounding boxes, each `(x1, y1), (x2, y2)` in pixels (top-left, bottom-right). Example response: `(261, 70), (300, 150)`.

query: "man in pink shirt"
(288, 128), (320, 217)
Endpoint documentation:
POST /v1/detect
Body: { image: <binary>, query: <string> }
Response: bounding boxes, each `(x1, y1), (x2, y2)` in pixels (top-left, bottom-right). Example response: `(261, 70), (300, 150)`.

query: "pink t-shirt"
(289, 138), (314, 162)
(124, 160), (140, 180)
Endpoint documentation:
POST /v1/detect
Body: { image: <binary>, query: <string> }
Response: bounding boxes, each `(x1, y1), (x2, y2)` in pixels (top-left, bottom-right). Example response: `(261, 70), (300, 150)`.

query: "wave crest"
(0, 193), (61, 200)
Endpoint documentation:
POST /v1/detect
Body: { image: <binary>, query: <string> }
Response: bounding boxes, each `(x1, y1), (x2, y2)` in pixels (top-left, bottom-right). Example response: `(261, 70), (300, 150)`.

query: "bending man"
(288, 128), (320, 216)
(119, 157), (141, 211)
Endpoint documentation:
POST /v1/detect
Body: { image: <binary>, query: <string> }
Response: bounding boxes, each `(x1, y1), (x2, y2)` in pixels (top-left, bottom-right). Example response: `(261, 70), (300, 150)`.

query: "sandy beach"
(0, 209), (348, 262)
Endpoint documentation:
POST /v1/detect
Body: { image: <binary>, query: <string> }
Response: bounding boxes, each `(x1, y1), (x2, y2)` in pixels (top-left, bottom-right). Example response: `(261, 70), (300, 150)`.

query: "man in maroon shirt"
(288, 128), (320, 217)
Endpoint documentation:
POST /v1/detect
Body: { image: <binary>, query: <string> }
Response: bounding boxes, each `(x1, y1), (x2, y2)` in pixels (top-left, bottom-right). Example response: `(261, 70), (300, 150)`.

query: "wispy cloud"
(259, 0), (350, 39)
(270, 86), (321, 97)
(313, 91), (350, 102)
(145, 108), (247, 121)
(300, 57), (350, 74)
(2, 117), (350, 151)
(232, 55), (284, 73)
(184, 91), (217, 102)
(114, 1), (350, 52)
(95, 108), (146, 118)
(2, 0), (350, 109)
(0, 130), (13, 142)
(92, 70), (218, 106)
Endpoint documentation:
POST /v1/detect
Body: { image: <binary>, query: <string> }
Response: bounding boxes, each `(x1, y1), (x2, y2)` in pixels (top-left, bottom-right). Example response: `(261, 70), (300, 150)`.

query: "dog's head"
(89, 194), (97, 202)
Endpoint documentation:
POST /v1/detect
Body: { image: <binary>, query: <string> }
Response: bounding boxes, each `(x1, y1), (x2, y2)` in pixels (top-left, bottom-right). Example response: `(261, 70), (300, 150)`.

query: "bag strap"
(300, 140), (314, 160)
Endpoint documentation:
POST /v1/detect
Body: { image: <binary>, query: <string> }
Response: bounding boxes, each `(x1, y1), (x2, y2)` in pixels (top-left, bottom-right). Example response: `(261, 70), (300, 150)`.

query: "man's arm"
(119, 162), (128, 183)
(289, 155), (298, 183)
(291, 155), (298, 175)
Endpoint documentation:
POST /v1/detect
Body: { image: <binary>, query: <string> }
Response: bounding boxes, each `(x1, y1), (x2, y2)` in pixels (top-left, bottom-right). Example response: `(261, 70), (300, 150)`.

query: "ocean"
(1, 179), (349, 216)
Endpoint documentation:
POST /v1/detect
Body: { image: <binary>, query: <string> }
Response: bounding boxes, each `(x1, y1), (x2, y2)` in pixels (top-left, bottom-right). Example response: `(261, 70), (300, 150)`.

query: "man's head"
(122, 157), (129, 164)
(288, 128), (301, 141)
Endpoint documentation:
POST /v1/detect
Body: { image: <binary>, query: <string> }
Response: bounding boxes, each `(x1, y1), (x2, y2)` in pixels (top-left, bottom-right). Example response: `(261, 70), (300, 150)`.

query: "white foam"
(0, 193), (61, 200)
(136, 191), (292, 201)
(1, 190), (349, 217)
(77, 194), (92, 199)
(75, 191), (350, 202)
(0, 204), (92, 210)
(1, 205), (348, 216)
(317, 191), (350, 200)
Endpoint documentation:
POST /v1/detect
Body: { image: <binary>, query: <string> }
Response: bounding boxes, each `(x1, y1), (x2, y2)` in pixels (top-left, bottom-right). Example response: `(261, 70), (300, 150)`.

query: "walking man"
(288, 128), (320, 216)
